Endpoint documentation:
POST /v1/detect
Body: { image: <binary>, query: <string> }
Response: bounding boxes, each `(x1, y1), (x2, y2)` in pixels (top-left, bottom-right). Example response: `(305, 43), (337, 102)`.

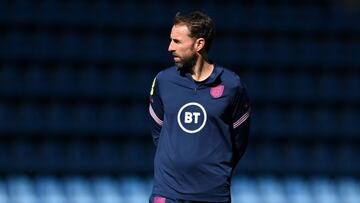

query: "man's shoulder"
(220, 66), (245, 89)
(154, 66), (178, 81)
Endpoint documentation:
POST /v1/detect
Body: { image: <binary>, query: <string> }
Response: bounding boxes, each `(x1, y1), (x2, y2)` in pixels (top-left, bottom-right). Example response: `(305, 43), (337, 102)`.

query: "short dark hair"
(173, 11), (215, 53)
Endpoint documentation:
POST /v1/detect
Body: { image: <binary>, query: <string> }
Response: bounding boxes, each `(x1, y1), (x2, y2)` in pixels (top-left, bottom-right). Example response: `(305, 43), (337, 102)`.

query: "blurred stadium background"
(0, 0), (359, 202)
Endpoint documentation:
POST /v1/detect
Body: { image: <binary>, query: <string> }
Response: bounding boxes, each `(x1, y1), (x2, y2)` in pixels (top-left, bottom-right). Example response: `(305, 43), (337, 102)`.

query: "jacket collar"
(178, 64), (224, 86)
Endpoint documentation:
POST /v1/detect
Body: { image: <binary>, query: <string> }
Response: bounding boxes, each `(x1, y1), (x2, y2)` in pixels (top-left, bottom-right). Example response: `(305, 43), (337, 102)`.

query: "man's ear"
(194, 38), (205, 52)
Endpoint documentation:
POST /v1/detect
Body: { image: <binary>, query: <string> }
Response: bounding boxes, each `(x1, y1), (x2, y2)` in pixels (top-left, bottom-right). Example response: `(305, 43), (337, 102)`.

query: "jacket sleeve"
(148, 75), (164, 147)
(230, 82), (251, 165)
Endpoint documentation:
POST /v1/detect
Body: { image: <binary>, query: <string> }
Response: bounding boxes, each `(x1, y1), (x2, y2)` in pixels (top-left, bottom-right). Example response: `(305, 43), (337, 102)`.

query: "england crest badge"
(210, 84), (224, 98)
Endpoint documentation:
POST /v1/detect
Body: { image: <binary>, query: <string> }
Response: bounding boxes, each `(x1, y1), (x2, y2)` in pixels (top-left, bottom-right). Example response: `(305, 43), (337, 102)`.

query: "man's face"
(168, 24), (197, 69)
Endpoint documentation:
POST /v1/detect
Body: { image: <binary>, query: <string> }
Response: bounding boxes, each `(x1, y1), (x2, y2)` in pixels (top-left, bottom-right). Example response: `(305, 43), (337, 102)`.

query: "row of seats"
(245, 72), (360, 101)
(0, 102), (148, 134)
(0, 1), (359, 31)
(241, 142), (360, 173)
(0, 101), (358, 136)
(0, 66), (358, 101)
(0, 140), (359, 173)
(0, 175), (358, 203)
(0, 66), (155, 98)
(251, 107), (360, 137)
(0, 140), (154, 173)
(1, 29), (359, 66)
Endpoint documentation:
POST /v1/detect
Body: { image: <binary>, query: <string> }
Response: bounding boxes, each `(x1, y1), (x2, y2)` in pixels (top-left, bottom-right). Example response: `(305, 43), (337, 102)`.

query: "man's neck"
(191, 57), (214, 82)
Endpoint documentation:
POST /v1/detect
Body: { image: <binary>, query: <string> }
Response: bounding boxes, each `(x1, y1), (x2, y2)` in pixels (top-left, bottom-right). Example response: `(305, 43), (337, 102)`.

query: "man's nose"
(168, 41), (175, 52)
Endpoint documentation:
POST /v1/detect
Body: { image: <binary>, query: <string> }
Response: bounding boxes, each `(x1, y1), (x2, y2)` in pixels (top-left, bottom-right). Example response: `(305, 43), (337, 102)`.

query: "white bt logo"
(184, 112), (201, 123)
(177, 102), (207, 134)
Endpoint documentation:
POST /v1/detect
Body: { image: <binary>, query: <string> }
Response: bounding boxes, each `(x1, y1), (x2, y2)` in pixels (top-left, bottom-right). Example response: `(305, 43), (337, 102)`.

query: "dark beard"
(174, 53), (197, 72)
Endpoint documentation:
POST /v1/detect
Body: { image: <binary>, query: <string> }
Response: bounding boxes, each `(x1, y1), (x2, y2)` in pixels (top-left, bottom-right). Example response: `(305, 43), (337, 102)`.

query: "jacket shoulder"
(154, 66), (178, 81)
(221, 67), (246, 89)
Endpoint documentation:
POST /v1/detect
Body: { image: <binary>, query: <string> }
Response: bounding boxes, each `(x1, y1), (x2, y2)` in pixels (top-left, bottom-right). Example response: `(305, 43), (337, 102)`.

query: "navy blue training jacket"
(149, 64), (251, 202)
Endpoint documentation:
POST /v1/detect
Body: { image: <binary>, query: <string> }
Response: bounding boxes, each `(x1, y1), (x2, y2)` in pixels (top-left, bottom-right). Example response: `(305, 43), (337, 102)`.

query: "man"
(148, 11), (251, 203)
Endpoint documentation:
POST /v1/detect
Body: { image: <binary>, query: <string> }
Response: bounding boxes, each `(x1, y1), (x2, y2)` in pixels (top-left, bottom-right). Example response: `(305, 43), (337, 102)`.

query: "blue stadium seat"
(0, 103), (15, 132)
(46, 103), (73, 133)
(261, 107), (284, 136)
(92, 176), (124, 203)
(95, 141), (122, 170)
(301, 5), (325, 31)
(287, 74), (315, 101)
(320, 39), (343, 67)
(312, 109), (336, 136)
(38, 141), (65, 170)
(12, 0), (36, 23)
(67, 1), (92, 26)
(269, 38), (293, 65)
(98, 103), (125, 133)
(18, 103), (45, 132)
(126, 105), (148, 134)
(92, 176), (123, 203)
(113, 1), (141, 27)
(25, 66), (50, 96)
(118, 143), (149, 171)
(268, 71), (288, 100)
(217, 37), (242, 64)
(142, 3), (170, 27)
(105, 68), (131, 97)
(285, 143), (308, 172)
(311, 145), (333, 172)
(65, 142), (92, 171)
(0, 175), (358, 203)
(35, 176), (66, 203)
(61, 31), (82, 59)
(236, 144), (257, 172)
(217, 3), (246, 29)
(110, 34), (136, 62)
(64, 176), (94, 203)
(297, 39), (319, 66)
(52, 66), (79, 97)
(284, 176), (313, 203)
(288, 108), (311, 136)
(0, 180), (8, 203)
(13, 141), (38, 170)
(72, 104), (99, 133)
(311, 177), (340, 203)
(90, 1), (112, 26)
(243, 73), (261, 101)
(232, 176), (260, 203)
(0, 1), (7, 23)
(129, 69), (156, 98)
(86, 33), (107, 61)
(247, 37), (266, 65)
(340, 108), (360, 137)
(273, 5), (296, 31)
(350, 41), (360, 65)
(336, 144), (360, 174)
(338, 178), (360, 203)
(32, 31), (57, 59)
(0, 66), (21, 96)
(248, 107), (261, 135)
(256, 143), (283, 171)
(344, 75), (360, 101)
(7, 176), (37, 203)
(118, 177), (149, 203)
(78, 66), (104, 97)
(141, 36), (169, 63)
(40, 0), (62, 25)
(255, 4), (274, 30)
(318, 73), (340, 102)
(8, 29), (33, 57)
(257, 176), (286, 203)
